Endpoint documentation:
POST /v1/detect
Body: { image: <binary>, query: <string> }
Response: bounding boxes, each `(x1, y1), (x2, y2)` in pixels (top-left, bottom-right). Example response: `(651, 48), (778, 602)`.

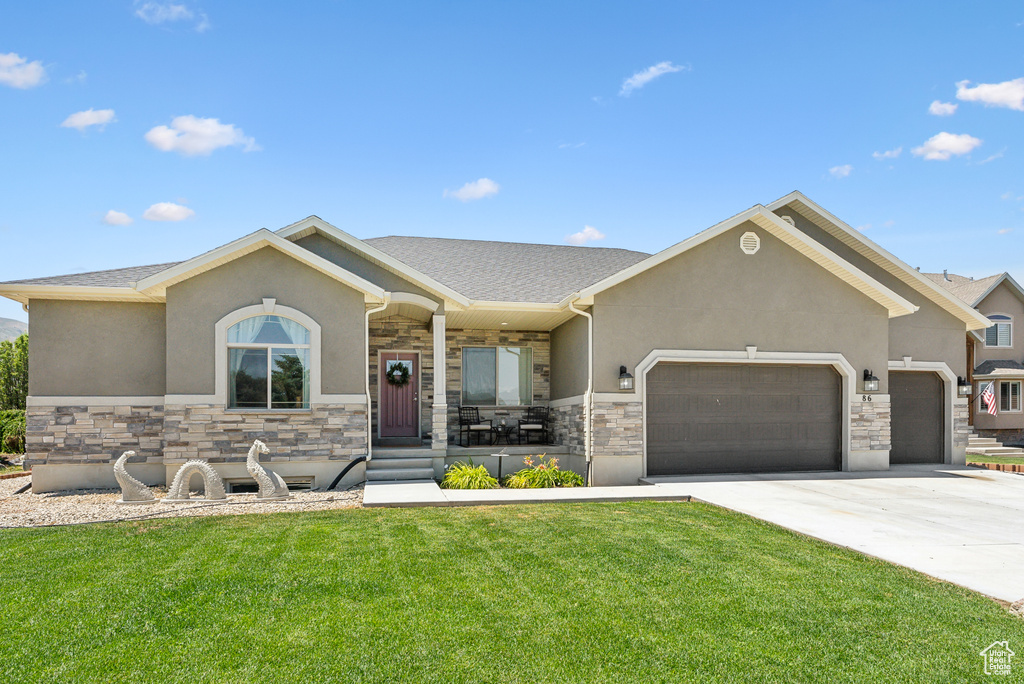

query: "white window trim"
(459, 345), (535, 408)
(214, 301), (324, 409)
(1001, 380), (1022, 413)
(983, 313), (1013, 349)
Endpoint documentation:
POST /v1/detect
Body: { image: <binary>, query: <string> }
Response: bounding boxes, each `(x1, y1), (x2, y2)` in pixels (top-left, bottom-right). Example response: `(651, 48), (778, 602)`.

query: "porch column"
(431, 313), (448, 450)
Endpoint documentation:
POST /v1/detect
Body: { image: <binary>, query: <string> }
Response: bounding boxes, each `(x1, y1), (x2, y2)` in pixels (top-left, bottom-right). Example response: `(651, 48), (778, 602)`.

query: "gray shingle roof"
(364, 236), (650, 303)
(1, 262), (181, 288)
(974, 359), (1024, 375)
(922, 272), (1002, 306)
(1, 236), (650, 304)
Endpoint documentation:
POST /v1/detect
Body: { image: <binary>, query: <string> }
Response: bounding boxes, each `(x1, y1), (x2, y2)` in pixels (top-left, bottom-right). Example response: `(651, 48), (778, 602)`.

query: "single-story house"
(926, 270), (1024, 444)
(0, 192), (989, 492)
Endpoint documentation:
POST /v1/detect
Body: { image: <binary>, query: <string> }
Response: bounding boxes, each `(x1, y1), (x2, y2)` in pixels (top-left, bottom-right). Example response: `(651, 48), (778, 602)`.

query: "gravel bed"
(0, 477), (363, 528)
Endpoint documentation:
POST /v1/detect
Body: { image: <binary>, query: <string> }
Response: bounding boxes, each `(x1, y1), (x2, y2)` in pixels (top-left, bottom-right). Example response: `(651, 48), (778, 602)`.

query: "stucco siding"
(29, 300), (167, 397)
(165, 246), (366, 395)
(591, 222), (889, 393)
(550, 314), (589, 399)
(780, 206), (967, 378)
(975, 281), (1024, 365)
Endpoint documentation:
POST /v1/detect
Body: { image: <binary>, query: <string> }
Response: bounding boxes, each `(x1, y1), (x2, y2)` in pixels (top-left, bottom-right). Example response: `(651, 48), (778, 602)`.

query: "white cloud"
(928, 100), (958, 116)
(619, 61), (688, 96)
(829, 164), (853, 179)
(882, 219), (895, 227)
(977, 149), (1006, 165)
(134, 2), (210, 32)
(135, 1), (192, 23)
(443, 178), (500, 202)
(64, 70), (87, 85)
(61, 108), (116, 131)
(558, 142), (586, 149)
(103, 210), (134, 226)
(855, 224), (871, 232)
(0, 52), (47, 89)
(143, 202), (194, 221)
(998, 228), (1014, 235)
(911, 132), (982, 160)
(145, 115), (259, 156)
(565, 225), (606, 245)
(872, 146), (902, 160)
(956, 78), (1024, 111)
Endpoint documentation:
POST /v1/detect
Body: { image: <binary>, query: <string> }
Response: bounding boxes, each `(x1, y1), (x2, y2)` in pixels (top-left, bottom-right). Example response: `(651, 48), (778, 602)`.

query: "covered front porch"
(365, 293), (580, 480)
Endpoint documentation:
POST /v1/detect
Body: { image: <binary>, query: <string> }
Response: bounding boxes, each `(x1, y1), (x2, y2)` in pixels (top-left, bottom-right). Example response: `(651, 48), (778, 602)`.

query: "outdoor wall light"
(958, 376), (972, 396)
(618, 366), (634, 391)
(862, 369), (880, 393)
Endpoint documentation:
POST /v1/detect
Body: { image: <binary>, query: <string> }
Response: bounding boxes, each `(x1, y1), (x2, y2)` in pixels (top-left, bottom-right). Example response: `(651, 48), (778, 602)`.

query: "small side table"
(491, 424), (515, 445)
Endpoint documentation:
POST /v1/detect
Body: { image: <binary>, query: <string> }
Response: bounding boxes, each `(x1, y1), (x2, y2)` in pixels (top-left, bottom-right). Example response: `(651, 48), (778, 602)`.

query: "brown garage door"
(889, 371), (943, 464)
(646, 363), (842, 475)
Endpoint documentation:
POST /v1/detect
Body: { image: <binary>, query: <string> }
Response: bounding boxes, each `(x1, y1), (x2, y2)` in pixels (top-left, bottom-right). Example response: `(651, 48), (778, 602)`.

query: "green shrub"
(0, 334), (28, 411)
(440, 460), (499, 489)
(502, 454), (584, 489)
(0, 409), (25, 454)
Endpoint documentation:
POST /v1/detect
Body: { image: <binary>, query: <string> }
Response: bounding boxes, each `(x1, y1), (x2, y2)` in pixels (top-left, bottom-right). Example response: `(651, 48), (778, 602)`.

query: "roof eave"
(277, 216), (472, 309)
(766, 191), (991, 330)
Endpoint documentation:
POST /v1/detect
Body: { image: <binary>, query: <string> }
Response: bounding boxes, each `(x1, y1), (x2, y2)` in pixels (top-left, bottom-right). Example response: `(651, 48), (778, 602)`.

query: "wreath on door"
(385, 361), (411, 386)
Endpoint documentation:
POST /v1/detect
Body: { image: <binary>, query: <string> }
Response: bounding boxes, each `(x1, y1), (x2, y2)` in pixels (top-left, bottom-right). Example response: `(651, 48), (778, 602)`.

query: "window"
(462, 347), (533, 406)
(1001, 381), (1021, 412)
(985, 315), (1012, 348)
(227, 315), (310, 409)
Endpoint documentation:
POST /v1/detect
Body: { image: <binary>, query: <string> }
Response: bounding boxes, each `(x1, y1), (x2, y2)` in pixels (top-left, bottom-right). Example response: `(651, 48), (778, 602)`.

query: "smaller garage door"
(889, 371), (943, 464)
(646, 363), (842, 475)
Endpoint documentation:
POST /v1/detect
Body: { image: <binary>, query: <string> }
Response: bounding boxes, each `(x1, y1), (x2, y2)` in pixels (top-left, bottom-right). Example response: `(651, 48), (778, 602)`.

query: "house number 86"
(861, 395), (873, 402)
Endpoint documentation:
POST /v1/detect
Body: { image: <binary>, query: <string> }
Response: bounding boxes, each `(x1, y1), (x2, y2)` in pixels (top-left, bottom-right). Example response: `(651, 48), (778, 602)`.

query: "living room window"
(462, 346), (533, 406)
(1001, 381), (1021, 413)
(985, 314), (1012, 348)
(227, 315), (311, 409)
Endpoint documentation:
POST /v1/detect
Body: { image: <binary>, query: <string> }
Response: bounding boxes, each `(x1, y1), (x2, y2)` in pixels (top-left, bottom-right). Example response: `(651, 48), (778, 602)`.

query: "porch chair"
(517, 406), (549, 445)
(458, 407), (493, 447)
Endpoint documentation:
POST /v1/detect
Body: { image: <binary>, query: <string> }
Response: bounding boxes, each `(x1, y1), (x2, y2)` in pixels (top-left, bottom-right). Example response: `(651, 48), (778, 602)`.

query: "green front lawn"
(1, 503), (1020, 682)
(967, 454), (1024, 465)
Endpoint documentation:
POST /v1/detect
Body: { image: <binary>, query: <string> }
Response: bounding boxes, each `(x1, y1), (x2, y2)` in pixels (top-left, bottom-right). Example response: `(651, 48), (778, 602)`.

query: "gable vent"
(780, 215), (795, 226)
(740, 231), (760, 255)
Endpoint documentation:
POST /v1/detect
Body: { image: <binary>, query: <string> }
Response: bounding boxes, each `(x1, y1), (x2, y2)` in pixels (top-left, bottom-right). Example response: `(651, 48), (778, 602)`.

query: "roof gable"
(766, 192), (991, 330)
(133, 229), (386, 302)
(571, 205), (918, 319)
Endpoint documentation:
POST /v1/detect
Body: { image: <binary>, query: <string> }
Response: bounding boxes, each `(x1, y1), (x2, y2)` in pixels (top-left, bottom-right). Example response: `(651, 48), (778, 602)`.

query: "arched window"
(227, 315), (310, 409)
(985, 314), (1012, 348)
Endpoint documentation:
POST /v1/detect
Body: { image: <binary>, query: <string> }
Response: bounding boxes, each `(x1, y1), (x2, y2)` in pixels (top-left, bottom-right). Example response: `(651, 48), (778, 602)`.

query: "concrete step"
(367, 457), (434, 470)
(366, 467), (436, 481)
(372, 447), (437, 458)
(968, 437), (1000, 445)
(966, 446), (1024, 455)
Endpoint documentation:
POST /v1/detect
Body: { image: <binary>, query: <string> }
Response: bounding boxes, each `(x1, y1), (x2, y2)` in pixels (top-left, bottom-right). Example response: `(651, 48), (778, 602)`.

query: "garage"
(645, 363), (843, 475)
(889, 371), (944, 464)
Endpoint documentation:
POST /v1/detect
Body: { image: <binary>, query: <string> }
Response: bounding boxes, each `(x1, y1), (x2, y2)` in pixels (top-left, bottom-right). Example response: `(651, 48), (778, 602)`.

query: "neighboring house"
(925, 270), (1024, 444)
(0, 192), (989, 492)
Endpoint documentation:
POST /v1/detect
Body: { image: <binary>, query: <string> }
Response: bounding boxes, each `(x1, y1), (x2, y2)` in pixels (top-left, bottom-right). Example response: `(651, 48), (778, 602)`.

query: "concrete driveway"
(645, 465), (1024, 603)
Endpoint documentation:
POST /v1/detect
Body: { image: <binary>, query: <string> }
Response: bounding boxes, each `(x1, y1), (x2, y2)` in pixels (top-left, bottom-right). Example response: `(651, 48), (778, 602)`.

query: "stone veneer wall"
(162, 404), (368, 464)
(25, 405), (164, 468)
(590, 401), (643, 459)
(549, 402), (585, 455)
(445, 330), (550, 442)
(976, 428), (1024, 445)
(368, 316), (435, 440)
(849, 399), (891, 453)
(953, 402), (971, 450)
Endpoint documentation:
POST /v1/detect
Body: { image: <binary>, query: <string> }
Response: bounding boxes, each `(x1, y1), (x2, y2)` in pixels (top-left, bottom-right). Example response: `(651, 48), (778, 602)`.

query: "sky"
(2, 1), (1024, 323)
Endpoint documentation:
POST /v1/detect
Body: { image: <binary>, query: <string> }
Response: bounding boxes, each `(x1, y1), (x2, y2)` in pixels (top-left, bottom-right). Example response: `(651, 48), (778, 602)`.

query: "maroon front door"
(379, 352), (419, 438)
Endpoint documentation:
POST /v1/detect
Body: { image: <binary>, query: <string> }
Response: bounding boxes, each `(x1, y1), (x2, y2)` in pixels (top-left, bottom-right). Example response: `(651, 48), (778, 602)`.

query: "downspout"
(568, 299), (594, 485)
(364, 293), (391, 461)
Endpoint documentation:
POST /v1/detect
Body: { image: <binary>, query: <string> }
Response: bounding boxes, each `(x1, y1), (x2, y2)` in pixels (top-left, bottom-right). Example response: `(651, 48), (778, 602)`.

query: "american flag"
(981, 381), (998, 416)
